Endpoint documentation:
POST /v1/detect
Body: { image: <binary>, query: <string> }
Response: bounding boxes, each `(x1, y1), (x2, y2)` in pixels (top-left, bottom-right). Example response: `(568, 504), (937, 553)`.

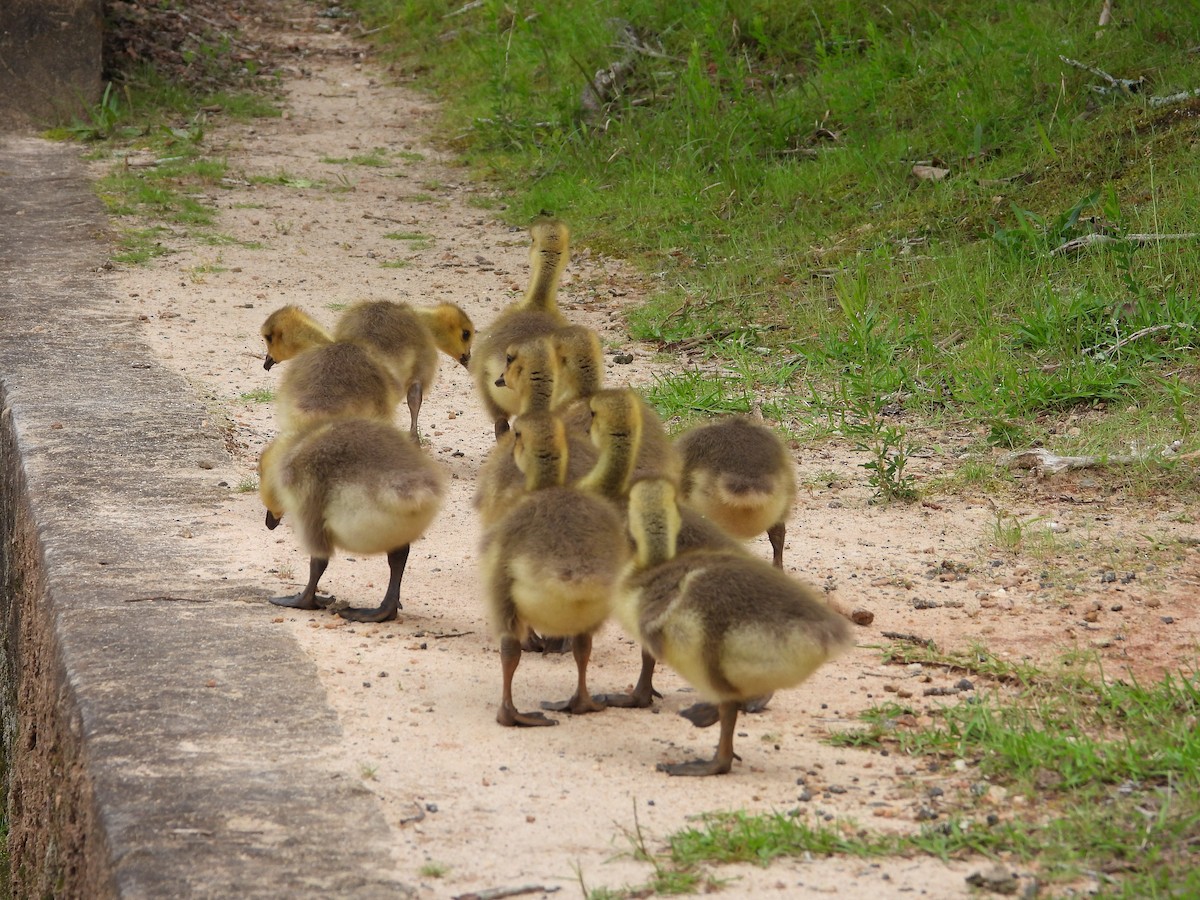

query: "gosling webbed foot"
(593, 686), (659, 709)
(679, 693), (774, 728)
(678, 702), (721, 728)
(540, 693), (606, 715)
(269, 593), (321, 610)
(656, 755), (733, 777)
(337, 600), (400, 623)
(497, 704), (557, 727)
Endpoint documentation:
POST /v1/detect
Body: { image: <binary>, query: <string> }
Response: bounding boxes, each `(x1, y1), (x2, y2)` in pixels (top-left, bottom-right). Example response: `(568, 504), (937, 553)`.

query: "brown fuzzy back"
(277, 342), (398, 429)
(677, 415), (792, 498)
(334, 300), (437, 391)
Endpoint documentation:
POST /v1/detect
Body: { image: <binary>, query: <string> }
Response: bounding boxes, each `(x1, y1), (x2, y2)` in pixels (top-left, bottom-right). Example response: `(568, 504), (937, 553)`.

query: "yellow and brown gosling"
(259, 418), (445, 623)
(480, 411), (631, 726)
(470, 216), (570, 438)
(614, 478), (852, 776)
(260, 304), (333, 370)
(333, 299), (474, 439)
(675, 414), (797, 568)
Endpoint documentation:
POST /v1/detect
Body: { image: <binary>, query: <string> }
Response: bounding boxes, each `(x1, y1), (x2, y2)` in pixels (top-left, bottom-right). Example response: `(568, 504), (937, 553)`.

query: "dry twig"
(1002, 442), (1182, 477)
(1051, 231), (1200, 255)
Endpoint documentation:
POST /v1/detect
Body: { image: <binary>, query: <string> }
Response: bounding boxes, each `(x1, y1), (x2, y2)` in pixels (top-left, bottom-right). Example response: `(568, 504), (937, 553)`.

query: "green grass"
(51, 63), (280, 263)
(346, 0), (1200, 462)
(239, 388), (274, 404)
(591, 655), (1200, 897)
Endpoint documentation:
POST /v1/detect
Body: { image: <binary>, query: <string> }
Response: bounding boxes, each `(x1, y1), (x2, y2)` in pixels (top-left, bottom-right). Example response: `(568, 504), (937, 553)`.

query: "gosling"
(334, 299), (474, 439)
(615, 478), (852, 776)
(480, 408), (636, 726)
(259, 418), (445, 623)
(675, 414), (797, 568)
(470, 216), (570, 438)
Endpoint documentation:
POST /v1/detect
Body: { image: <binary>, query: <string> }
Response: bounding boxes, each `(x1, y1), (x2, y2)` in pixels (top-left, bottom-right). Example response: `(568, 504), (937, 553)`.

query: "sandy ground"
(96, 3), (1200, 897)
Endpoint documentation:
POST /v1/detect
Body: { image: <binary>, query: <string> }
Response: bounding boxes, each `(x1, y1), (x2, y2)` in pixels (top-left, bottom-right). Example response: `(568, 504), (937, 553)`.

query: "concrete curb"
(0, 136), (412, 897)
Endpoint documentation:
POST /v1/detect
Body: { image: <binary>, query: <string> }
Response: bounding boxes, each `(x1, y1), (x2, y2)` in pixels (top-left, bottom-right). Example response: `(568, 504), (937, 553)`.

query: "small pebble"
(850, 607), (875, 626)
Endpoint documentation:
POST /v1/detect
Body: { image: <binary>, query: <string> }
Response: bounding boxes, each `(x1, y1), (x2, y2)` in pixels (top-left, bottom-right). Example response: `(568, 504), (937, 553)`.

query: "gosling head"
(511, 412), (569, 490)
(425, 302), (475, 367)
(550, 325), (604, 406)
(627, 478), (682, 568)
(260, 305), (330, 371)
(496, 337), (558, 412)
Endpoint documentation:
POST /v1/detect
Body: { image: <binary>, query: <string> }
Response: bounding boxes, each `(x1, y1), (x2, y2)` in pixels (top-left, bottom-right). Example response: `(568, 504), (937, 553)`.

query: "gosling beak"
(494, 374), (507, 388)
(459, 352), (471, 367)
(263, 355), (276, 371)
(265, 510), (281, 530)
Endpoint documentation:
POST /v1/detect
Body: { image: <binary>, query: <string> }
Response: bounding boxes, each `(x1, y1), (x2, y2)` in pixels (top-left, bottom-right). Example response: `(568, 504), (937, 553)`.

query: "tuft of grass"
(239, 388), (274, 404)
(418, 861), (448, 878)
(53, 58), (280, 263)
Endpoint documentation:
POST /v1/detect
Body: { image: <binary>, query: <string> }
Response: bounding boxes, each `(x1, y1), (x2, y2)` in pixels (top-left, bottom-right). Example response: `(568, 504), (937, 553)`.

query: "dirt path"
(101, 2), (1199, 897)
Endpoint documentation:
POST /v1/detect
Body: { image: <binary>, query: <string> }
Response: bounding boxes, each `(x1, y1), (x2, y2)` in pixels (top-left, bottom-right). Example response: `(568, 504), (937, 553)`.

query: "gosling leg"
(406, 382), (423, 440)
(497, 635), (556, 727)
(595, 647), (660, 708)
(541, 633), (605, 714)
(270, 557), (329, 610)
(338, 546), (408, 623)
(767, 521), (786, 569)
(658, 701), (738, 776)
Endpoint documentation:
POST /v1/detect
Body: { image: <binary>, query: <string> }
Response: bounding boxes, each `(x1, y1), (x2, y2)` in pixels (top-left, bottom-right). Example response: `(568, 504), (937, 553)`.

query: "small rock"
(955, 678), (975, 692)
(914, 805), (938, 821)
(798, 789), (813, 801)
(613, 352), (634, 364)
(965, 864), (1019, 895)
(1161, 616), (1175, 624)
(1100, 571), (1117, 584)
(197, 460), (215, 470)
(850, 607), (875, 626)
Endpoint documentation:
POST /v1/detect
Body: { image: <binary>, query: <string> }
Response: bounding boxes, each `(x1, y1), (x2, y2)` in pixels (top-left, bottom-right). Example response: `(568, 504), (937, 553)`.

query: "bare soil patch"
(101, 2), (1200, 896)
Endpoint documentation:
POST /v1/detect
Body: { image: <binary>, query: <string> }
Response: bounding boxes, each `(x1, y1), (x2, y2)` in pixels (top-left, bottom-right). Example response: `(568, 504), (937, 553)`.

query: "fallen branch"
(1059, 55), (1143, 95)
(1051, 231), (1200, 255)
(1002, 441), (1182, 477)
(398, 802), (426, 826)
(880, 631), (936, 649)
(1149, 87), (1200, 108)
(1085, 322), (1191, 360)
(443, 0), (483, 18)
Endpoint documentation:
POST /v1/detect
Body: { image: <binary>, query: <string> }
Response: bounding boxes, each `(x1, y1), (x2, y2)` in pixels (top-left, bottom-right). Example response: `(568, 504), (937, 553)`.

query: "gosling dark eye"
(462, 330), (471, 342)
(506, 353), (515, 365)
(263, 332), (274, 343)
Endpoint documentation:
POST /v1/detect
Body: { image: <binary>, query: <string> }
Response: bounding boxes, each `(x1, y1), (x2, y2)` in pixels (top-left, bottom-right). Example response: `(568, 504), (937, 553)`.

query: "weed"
(418, 861), (448, 878)
(239, 388), (274, 404)
(236, 477), (258, 494)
